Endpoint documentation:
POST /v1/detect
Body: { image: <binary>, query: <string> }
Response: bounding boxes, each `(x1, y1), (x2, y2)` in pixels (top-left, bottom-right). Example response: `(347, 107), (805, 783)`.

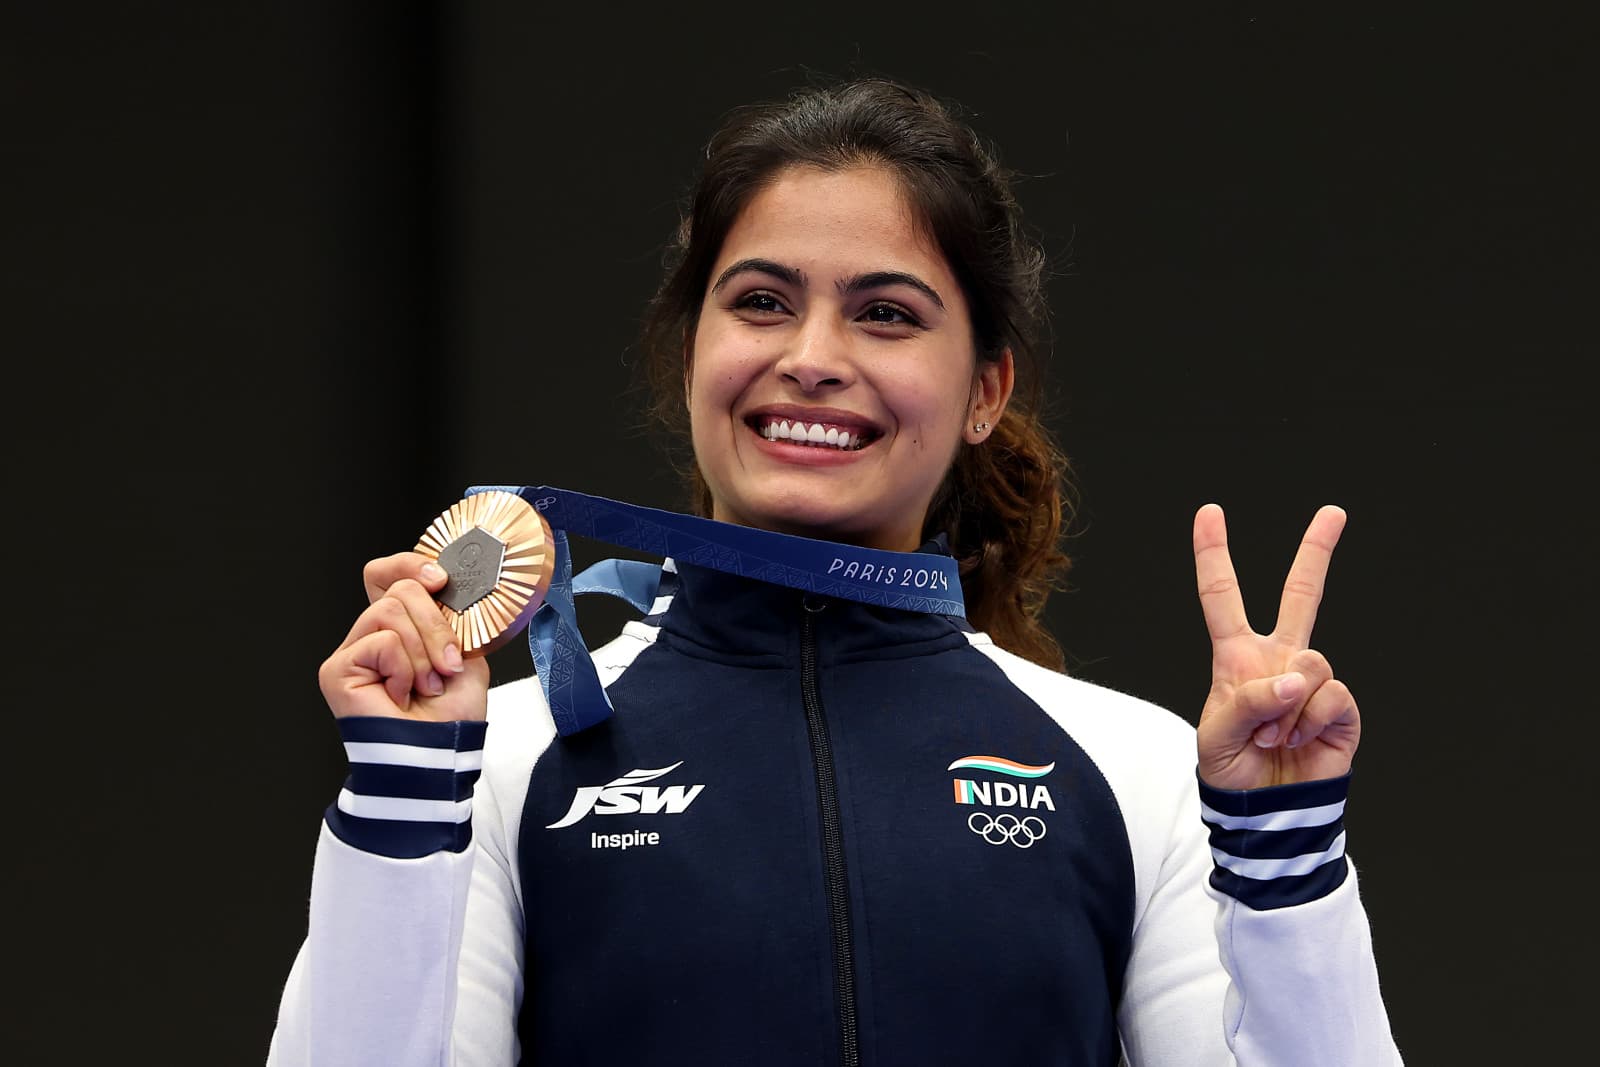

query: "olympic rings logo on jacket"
(967, 811), (1048, 848)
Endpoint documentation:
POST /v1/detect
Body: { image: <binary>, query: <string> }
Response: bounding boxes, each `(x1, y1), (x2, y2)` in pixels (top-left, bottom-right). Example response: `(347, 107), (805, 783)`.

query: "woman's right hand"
(318, 552), (491, 721)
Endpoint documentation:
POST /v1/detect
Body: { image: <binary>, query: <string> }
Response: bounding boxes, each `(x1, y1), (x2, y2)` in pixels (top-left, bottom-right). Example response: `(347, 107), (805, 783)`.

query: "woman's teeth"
(760, 419), (862, 450)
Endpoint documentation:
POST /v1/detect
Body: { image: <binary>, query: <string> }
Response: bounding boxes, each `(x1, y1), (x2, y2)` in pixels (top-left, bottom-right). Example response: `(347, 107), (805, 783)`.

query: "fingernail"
(421, 562), (446, 582)
(1273, 674), (1301, 700)
(426, 670), (444, 696)
(1254, 722), (1279, 748)
(1287, 729), (1303, 748)
(444, 644), (464, 673)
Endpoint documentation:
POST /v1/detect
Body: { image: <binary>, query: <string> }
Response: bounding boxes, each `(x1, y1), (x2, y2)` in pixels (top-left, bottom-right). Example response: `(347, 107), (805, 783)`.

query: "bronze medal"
(414, 490), (554, 655)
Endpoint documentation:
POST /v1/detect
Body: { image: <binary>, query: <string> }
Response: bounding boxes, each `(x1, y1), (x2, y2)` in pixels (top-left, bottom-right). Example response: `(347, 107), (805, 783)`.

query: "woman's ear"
(965, 348), (1015, 444)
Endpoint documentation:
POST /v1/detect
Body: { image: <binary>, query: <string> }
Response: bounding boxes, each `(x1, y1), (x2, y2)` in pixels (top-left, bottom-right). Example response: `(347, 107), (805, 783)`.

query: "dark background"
(8, 4), (1592, 1063)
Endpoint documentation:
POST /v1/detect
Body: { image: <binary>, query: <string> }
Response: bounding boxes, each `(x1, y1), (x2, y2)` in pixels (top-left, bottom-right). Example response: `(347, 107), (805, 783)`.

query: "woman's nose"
(774, 313), (855, 392)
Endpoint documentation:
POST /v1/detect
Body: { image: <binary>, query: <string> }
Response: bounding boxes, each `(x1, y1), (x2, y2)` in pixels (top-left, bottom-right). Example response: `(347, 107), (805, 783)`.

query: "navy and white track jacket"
(270, 561), (1401, 1065)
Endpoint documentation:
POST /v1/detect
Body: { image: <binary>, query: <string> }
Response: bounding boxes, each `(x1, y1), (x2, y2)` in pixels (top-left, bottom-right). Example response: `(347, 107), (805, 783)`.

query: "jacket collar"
(653, 536), (971, 664)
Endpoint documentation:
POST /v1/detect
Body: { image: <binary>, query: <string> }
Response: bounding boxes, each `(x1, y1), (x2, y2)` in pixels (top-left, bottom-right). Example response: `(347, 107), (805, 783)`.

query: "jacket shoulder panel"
(963, 634), (1201, 926)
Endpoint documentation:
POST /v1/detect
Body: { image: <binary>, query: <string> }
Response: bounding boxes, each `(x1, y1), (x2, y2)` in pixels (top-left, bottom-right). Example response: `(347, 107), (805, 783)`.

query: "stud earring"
(973, 421), (990, 433)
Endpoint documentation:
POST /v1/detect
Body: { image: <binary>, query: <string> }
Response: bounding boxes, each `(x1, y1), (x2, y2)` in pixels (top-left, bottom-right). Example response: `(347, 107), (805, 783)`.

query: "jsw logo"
(546, 762), (706, 829)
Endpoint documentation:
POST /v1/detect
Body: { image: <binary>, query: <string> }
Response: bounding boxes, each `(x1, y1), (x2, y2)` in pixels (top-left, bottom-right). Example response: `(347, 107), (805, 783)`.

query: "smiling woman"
(643, 85), (1070, 666)
(269, 78), (1402, 1066)
(690, 166), (1004, 554)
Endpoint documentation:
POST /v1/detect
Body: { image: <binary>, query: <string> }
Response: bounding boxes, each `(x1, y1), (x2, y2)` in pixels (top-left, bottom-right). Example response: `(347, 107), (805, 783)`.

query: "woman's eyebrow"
(838, 271), (945, 310)
(710, 258), (805, 293)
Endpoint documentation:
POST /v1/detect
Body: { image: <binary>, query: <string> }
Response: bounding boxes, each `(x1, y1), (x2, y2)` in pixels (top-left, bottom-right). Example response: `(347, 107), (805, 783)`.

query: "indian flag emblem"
(945, 755), (1056, 778)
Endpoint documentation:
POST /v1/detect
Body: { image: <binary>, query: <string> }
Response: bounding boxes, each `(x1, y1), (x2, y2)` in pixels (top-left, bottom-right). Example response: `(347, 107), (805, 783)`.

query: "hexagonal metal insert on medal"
(435, 526), (507, 612)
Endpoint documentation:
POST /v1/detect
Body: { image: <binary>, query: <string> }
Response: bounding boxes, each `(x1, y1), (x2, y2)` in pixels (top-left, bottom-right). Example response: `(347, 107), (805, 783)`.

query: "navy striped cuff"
(324, 717), (489, 859)
(1198, 771), (1351, 911)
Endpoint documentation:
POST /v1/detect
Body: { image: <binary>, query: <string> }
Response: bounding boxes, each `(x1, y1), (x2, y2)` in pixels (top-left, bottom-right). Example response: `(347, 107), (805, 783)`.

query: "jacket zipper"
(800, 602), (859, 1067)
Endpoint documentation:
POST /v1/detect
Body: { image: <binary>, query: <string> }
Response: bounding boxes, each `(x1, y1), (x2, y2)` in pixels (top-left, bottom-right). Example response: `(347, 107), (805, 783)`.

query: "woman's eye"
(736, 291), (786, 315)
(861, 303), (919, 327)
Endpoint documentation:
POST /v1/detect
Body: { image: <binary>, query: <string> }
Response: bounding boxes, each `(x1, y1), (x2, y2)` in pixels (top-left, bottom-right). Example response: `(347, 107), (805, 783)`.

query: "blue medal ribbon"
(466, 485), (966, 736)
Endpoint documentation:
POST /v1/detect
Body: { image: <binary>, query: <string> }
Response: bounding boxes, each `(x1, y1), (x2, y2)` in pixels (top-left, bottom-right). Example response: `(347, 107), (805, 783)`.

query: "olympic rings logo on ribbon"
(967, 811), (1047, 848)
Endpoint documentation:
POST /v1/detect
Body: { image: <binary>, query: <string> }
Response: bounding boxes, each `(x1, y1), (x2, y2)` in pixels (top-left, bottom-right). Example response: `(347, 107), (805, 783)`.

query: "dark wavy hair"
(639, 78), (1073, 669)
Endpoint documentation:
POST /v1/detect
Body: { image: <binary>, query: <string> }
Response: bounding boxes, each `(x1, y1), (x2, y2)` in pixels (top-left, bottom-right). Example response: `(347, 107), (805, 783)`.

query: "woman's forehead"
(715, 165), (952, 284)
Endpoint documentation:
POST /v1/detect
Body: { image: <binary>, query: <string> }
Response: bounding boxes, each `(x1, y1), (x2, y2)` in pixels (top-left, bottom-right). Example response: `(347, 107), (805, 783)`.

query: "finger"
(1266, 648), (1334, 745)
(341, 595), (443, 697)
(1213, 672), (1307, 749)
(384, 577), (466, 678)
(1285, 678), (1359, 751)
(321, 629), (416, 715)
(363, 552), (450, 605)
(357, 555), (464, 675)
(1193, 503), (1251, 644)
(1273, 505), (1347, 649)
(1286, 647), (1334, 691)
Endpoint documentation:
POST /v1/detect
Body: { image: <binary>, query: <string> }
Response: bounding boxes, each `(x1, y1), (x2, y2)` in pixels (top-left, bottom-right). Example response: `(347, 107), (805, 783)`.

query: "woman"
(270, 79), (1399, 1065)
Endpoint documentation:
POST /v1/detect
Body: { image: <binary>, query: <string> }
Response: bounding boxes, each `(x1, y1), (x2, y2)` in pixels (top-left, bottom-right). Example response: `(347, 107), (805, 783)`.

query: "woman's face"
(688, 165), (1011, 552)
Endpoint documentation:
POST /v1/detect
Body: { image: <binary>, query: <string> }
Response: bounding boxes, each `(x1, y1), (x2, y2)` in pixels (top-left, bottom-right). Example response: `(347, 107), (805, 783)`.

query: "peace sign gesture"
(1193, 504), (1361, 791)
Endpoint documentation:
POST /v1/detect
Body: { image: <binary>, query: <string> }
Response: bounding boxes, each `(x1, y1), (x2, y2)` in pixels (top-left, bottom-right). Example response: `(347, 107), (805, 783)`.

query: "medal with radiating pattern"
(414, 490), (554, 655)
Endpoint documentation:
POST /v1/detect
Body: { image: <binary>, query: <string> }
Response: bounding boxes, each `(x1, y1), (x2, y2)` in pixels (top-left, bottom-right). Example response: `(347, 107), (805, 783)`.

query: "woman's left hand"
(1192, 503), (1361, 791)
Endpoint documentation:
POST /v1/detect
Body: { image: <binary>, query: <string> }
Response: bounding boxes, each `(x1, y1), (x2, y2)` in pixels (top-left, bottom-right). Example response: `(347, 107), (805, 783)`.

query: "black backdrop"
(8, 5), (1593, 1063)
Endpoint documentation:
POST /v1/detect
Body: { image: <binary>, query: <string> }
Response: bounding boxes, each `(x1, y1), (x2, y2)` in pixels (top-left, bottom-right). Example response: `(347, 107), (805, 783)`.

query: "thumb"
(1210, 672), (1307, 750)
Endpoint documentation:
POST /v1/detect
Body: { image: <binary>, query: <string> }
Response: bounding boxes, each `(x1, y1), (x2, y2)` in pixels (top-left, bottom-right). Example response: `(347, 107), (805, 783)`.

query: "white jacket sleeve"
(1195, 774), (1401, 1065)
(267, 716), (517, 1067)
(1115, 745), (1402, 1065)
(267, 825), (478, 1066)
